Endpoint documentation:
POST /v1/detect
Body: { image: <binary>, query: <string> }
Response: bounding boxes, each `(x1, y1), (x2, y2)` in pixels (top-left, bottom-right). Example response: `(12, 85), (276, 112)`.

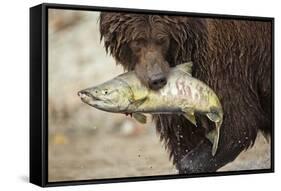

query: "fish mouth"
(78, 91), (103, 103)
(78, 90), (121, 113)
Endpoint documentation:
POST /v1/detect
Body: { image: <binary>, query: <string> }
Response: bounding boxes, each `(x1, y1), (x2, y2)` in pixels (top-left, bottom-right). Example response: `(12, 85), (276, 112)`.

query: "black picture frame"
(30, 3), (275, 187)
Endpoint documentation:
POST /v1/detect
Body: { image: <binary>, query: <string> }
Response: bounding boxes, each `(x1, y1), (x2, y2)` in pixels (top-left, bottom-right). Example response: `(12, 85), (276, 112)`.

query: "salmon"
(78, 62), (223, 155)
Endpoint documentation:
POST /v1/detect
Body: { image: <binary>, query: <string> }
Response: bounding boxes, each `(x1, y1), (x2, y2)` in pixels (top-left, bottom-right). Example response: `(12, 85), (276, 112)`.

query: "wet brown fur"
(99, 12), (272, 172)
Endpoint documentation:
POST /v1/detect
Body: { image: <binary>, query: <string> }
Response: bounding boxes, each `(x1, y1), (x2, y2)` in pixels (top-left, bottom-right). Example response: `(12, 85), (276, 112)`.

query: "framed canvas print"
(30, 3), (274, 187)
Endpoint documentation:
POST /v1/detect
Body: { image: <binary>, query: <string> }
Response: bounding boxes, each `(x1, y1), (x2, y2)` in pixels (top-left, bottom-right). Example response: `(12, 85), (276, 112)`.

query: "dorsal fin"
(175, 62), (193, 75)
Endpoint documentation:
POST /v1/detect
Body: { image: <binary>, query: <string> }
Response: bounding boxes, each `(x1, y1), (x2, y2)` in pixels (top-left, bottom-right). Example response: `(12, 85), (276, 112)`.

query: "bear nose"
(149, 74), (167, 90)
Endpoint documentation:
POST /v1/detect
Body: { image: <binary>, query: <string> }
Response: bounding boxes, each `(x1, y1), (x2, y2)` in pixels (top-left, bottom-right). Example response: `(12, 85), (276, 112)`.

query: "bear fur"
(99, 12), (272, 173)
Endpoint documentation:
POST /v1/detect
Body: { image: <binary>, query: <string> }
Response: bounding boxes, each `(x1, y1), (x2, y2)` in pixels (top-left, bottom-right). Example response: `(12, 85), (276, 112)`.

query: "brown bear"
(99, 12), (272, 173)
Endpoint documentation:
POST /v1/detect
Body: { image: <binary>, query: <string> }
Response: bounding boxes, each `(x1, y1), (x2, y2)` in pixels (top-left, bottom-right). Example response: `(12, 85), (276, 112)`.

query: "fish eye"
(102, 89), (109, 95)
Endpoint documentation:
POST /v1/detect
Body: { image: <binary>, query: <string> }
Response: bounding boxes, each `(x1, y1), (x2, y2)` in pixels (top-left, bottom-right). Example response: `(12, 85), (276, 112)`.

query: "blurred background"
(48, 9), (270, 182)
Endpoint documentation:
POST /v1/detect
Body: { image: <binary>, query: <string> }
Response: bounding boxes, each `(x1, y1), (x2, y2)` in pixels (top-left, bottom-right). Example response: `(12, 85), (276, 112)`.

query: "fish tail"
(211, 120), (222, 156)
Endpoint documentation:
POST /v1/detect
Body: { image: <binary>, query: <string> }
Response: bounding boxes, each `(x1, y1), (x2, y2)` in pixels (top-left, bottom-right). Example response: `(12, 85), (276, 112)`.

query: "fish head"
(78, 78), (133, 113)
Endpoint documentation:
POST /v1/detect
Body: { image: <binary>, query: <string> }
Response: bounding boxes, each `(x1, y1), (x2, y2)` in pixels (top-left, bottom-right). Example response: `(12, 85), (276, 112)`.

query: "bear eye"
(156, 37), (168, 44)
(103, 90), (108, 95)
(130, 39), (145, 50)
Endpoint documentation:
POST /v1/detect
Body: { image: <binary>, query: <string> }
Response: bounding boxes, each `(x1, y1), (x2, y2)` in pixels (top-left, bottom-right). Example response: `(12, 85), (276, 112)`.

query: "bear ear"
(175, 62), (193, 74)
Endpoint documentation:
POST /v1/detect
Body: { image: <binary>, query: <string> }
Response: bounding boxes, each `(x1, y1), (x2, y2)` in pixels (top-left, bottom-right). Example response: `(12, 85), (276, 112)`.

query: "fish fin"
(132, 113), (147, 124)
(206, 112), (220, 123)
(206, 129), (216, 144)
(133, 97), (147, 108)
(183, 113), (197, 127)
(176, 62), (193, 75)
(206, 126), (220, 156)
(206, 112), (222, 156)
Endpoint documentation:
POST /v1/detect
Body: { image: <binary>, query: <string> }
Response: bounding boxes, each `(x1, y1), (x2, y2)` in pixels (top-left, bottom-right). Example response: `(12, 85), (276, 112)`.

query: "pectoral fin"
(132, 113), (147, 124)
(132, 97), (147, 108)
(183, 113), (197, 127)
